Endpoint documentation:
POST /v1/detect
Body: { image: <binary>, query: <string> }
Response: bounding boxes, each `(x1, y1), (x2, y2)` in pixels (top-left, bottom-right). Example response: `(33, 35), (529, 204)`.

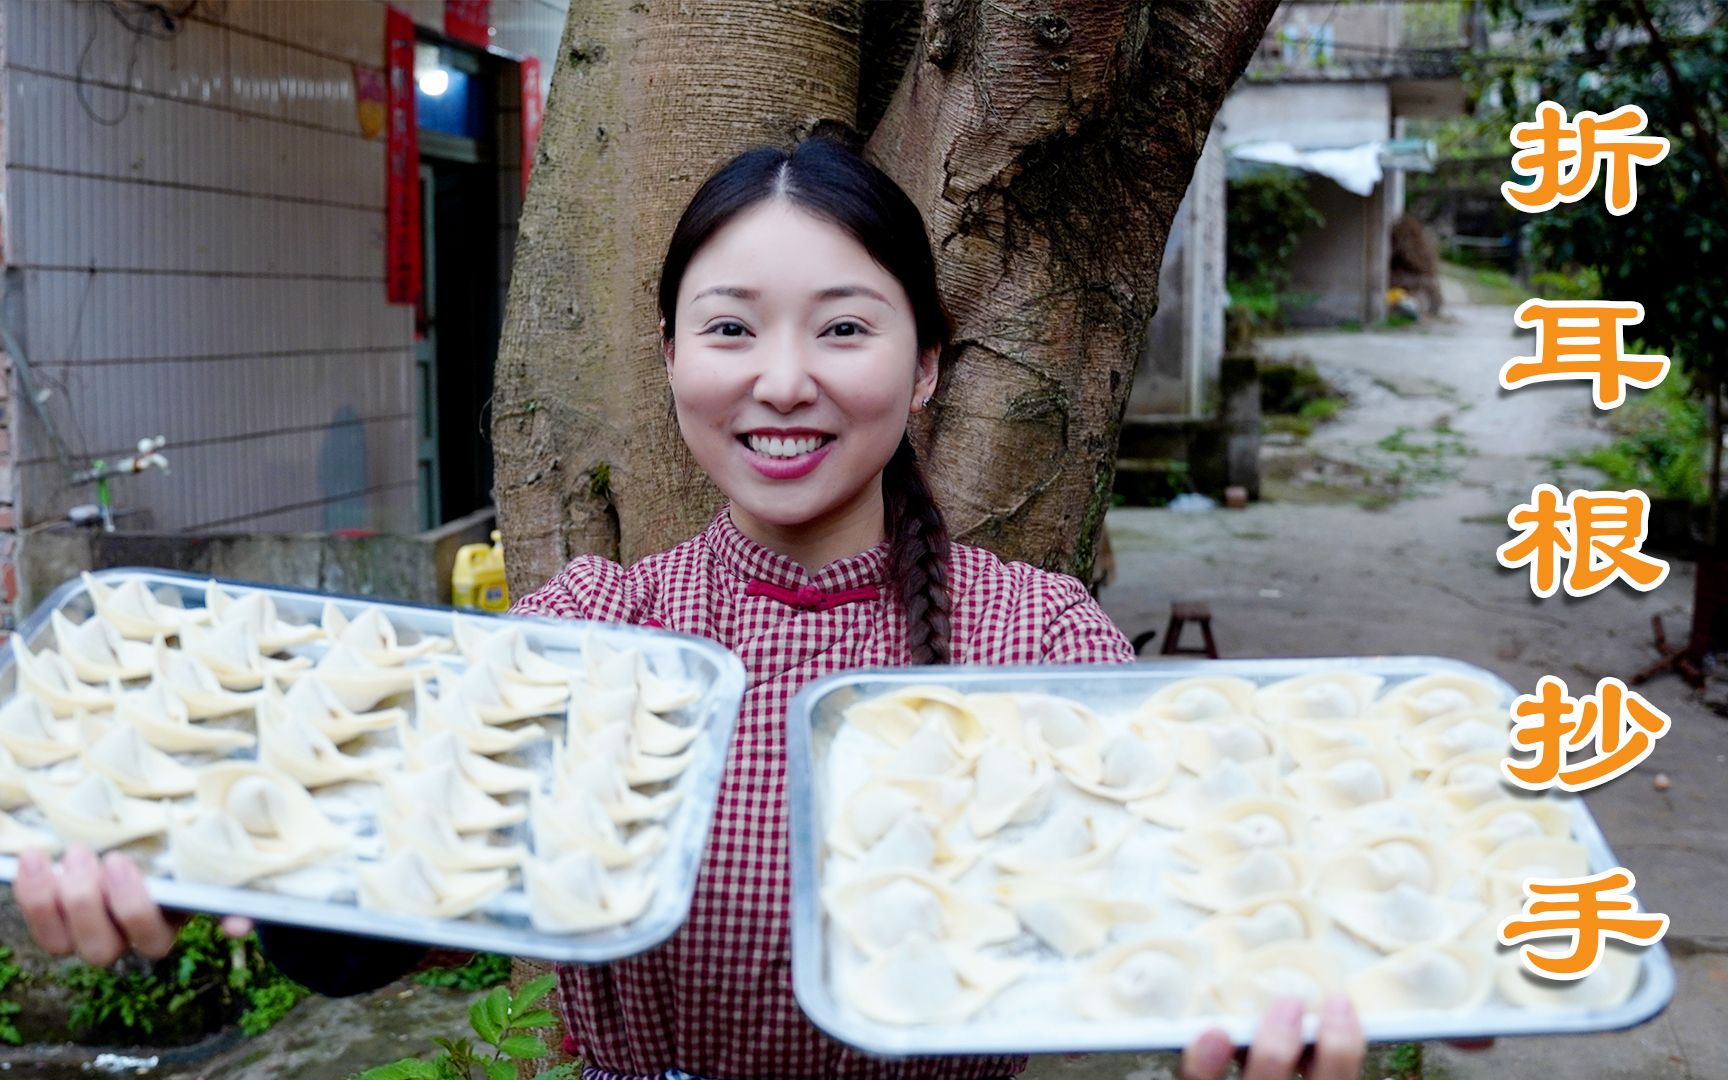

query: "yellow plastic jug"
(453, 530), (510, 612)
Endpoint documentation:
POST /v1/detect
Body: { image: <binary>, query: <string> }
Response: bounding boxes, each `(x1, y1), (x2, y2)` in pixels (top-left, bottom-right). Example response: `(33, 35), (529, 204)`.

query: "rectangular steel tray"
(0, 567), (745, 963)
(786, 657), (1676, 1055)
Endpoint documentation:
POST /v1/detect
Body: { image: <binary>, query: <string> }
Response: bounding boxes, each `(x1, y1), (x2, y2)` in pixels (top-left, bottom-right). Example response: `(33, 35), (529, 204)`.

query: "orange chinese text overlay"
(1499, 300), (1670, 410)
(1498, 868), (1669, 979)
(1501, 100), (1670, 216)
(1497, 484), (1669, 599)
(1502, 675), (1672, 793)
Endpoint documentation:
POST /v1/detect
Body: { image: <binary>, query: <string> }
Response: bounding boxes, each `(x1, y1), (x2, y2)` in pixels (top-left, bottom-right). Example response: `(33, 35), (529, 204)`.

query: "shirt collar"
(705, 504), (889, 595)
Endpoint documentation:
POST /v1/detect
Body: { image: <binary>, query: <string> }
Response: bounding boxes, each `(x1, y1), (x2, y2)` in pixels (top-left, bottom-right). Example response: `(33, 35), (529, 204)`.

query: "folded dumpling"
(840, 685), (980, 752)
(413, 681), (549, 755)
(1018, 695), (1106, 782)
(178, 622), (309, 691)
(12, 638), (112, 716)
(829, 775), (972, 858)
(1453, 799), (1575, 860)
(1276, 717), (1397, 769)
(24, 774), (169, 851)
(991, 805), (1124, 876)
(1168, 848), (1315, 913)
(1136, 677), (1258, 724)
(112, 679), (255, 753)
(529, 786), (664, 867)
(1254, 672), (1384, 723)
(1211, 941), (1343, 1014)
(1199, 894), (1329, 962)
(453, 619), (572, 685)
(81, 719), (197, 798)
(0, 743), (34, 809)
(379, 805), (526, 871)
(356, 849), (507, 919)
(404, 726), (538, 796)
(1067, 729), (1178, 802)
(565, 717), (690, 786)
(310, 644), (425, 712)
(966, 743), (1053, 839)
(82, 573), (209, 641)
(50, 610), (152, 682)
(385, 763), (526, 833)
(1170, 798), (1308, 865)
(0, 694), (81, 767)
(152, 641), (261, 719)
(168, 809), (327, 886)
(1373, 673), (1502, 727)
(439, 665), (567, 724)
(322, 603), (451, 666)
(552, 748), (678, 823)
(582, 632), (700, 715)
(1282, 748), (1410, 812)
(1175, 715), (1276, 774)
(1425, 750), (1519, 815)
(1320, 883), (1483, 954)
(195, 761), (347, 860)
(205, 582), (324, 653)
(0, 806), (61, 855)
(847, 813), (975, 882)
(258, 695), (382, 787)
(991, 876), (1156, 957)
(1405, 708), (1512, 773)
(826, 869), (1020, 956)
(1348, 944), (1493, 1013)
(1494, 943), (1642, 1010)
(1322, 833), (1452, 894)
(523, 850), (655, 933)
(1129, 758), (1277, 829)
(871, 716), (968, 778)
(269, 675), (403, 745)
(842, 938), (1022, 1025)
(1484, 836), (1591, 910)
(1075, 938), (1207, 1019)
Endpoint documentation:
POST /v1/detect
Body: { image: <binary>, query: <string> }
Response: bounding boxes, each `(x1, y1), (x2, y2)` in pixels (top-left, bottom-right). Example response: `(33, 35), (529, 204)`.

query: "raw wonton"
(82, 573), (209, 640)
(0, 694), (81, 767)
(168, 809), (327, 886)
(24, 774), (169, 851)
(529, 785), (665, 868)
(112, 679), (255, 753)
(257, 695), (382, 787)
(321, 603), (451, 666)
(1136, 677), (1258, 724)
(205, 581), (323, 652)
(1076, 938), (1207, 1019)
(384, 763), (526, 833)
(413, 681), (549, 755)
(1348, 944), (1493, 1013)
(991, 876), (1156, 957)
(0, 806), (60, 855)
(522, 850), (655, 933)
(453, 619), (572, 685)
(152, 641), (261, 718)
(194, 761), (346, 860)
(179, 622), (309, 691)
(12, 638), (112, 716)
(50, 610), (152, 682)
(1253, 672), (1384, 724)
(842, 938), (1022, 1025)
(356, 849), (507, 919)
(81, 719), (198, 798)
(826, 869), (1019, 956)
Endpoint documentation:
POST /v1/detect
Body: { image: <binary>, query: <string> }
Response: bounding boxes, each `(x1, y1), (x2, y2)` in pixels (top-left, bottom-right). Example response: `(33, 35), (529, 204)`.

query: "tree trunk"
(494, 0), (1274, 594)
(494, 4), (1274, 1071)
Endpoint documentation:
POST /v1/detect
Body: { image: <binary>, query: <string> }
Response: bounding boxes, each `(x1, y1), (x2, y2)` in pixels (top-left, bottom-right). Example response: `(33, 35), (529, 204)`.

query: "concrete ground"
(1063, 283), (1728, 1079)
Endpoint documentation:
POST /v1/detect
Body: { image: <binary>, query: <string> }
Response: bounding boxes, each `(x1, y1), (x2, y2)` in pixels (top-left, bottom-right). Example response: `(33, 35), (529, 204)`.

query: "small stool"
(1160, 600), (1219, 659)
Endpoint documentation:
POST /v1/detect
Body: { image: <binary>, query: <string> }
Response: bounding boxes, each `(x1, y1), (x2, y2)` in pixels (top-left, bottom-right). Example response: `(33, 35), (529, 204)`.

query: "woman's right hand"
(14, 847), (252, 967)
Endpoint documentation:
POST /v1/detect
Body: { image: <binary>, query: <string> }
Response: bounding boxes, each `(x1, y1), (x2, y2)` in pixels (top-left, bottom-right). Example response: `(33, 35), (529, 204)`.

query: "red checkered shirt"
(511, 505), (1136, 1080)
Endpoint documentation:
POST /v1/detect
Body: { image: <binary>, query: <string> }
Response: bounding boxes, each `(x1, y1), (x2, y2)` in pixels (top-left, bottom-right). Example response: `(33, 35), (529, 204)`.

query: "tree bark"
(495, 1), (1274, 594)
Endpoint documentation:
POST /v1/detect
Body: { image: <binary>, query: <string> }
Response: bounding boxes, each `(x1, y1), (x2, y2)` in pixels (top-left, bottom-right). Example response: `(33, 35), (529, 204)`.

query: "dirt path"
(1065, 287), (1728, 1079)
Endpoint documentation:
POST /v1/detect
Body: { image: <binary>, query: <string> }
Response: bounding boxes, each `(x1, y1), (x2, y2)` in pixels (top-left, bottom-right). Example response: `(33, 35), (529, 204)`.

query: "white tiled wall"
(1, 0), (566, 534)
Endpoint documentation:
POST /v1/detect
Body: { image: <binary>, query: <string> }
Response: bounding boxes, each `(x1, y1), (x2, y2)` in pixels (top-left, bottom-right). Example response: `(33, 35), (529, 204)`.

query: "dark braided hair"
(658, 138), (956, 664)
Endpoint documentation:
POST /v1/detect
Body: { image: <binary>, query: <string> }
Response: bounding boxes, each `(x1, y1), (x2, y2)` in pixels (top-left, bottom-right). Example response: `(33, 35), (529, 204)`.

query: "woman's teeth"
(747, 434), (828, 458)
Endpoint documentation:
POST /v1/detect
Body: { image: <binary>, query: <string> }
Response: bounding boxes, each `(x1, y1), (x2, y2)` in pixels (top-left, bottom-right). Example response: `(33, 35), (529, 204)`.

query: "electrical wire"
(74, 1), (199, 126)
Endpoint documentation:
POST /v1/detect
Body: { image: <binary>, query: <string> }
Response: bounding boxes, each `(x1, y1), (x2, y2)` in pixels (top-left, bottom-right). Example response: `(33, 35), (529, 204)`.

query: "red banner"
(385, 7), (421, 306)
(520, 57), (543, 200)
(444, 0), (492, 48)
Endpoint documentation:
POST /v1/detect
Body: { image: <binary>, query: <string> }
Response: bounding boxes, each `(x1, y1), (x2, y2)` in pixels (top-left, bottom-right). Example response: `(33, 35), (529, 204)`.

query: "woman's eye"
(824, 321), (866, 338)
(706, 321), (747, 337)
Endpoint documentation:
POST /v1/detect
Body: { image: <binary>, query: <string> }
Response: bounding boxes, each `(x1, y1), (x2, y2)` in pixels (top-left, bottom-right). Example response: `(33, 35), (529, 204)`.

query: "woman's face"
(667, 200), (938, 547)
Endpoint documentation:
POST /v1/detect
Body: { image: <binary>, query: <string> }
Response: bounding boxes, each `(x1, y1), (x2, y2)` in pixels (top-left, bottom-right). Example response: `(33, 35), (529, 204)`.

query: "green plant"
(1386, 1040), (1423, 1079)
(61, 916), (307, 1044)
(355, 973), (579, 1080)
(1569, 368), (1710, 504)
(1227, 172), (1325, 292)
(414, 953), (514, 992)
(0, 946), (24, 1045)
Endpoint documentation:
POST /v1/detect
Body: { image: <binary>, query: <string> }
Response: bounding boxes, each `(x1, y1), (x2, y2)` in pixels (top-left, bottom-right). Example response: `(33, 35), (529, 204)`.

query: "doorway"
(414, 37), (501, 530)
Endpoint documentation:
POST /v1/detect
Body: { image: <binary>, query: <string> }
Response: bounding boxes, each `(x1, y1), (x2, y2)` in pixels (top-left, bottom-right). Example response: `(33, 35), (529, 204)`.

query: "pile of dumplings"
(819, 671), (1639, 1037)
(0, 573), (704, 937)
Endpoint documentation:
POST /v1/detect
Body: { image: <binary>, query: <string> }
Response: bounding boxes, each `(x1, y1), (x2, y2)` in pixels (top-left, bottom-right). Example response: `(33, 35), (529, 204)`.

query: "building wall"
(1218, 81), (1392, 150)
(0, 0), (564, 544)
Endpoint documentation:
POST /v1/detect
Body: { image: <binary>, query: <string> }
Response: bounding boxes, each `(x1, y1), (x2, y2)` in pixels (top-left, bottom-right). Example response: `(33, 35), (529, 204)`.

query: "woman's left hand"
(1178, 994), (1364, 1080)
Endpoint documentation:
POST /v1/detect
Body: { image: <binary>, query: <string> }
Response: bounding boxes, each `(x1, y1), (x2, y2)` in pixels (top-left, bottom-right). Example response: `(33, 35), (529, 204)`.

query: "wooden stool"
(1160, 600), (1219, 659)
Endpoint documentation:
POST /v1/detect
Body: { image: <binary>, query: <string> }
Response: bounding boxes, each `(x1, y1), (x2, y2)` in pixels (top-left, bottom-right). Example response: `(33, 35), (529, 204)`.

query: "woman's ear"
(912, 345), (940, 410)
(660, 318), (674, 376)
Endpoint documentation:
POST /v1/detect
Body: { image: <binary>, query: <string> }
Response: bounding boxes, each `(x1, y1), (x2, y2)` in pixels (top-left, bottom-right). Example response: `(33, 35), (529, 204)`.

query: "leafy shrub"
(1571, 368), (1710, 505)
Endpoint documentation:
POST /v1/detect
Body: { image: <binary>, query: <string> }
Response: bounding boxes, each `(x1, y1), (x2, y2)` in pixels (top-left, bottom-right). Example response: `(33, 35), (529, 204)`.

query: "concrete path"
(1069, 289), (1728, 1079)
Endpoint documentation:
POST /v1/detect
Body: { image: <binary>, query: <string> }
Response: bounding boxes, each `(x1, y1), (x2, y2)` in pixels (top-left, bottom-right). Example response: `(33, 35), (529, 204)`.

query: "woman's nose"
(752, 337), (820, 410)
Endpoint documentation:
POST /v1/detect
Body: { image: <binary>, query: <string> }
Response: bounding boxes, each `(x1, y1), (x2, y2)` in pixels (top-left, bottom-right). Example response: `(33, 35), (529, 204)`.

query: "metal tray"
(786, 657), (1676, 1055)
(0, 567), (745, 963)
